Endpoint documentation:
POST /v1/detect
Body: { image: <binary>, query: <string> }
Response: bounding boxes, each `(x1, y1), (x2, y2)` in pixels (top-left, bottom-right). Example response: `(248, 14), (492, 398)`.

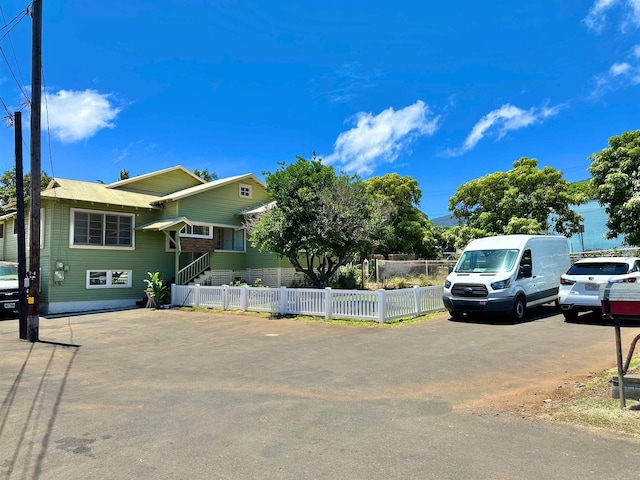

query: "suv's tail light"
(560, 277), (575, 285)
(623, 277), (637, 283)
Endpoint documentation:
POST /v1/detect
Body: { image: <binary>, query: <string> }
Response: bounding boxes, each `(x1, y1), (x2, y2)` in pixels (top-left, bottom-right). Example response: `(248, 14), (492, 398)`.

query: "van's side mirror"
(448, 266), (453, 274)
(519, 264), (532, 278)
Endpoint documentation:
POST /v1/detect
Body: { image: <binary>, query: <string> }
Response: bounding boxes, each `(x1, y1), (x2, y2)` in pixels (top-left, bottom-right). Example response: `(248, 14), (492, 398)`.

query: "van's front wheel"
(511, 296), (526, 322)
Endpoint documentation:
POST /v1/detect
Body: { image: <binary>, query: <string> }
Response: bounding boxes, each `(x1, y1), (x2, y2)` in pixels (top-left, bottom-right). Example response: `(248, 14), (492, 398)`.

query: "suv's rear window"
(567, 263), (629, 276)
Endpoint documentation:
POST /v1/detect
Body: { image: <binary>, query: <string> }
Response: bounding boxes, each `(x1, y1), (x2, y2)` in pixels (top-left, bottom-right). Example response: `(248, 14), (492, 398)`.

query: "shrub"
(330, 264), (362, 289)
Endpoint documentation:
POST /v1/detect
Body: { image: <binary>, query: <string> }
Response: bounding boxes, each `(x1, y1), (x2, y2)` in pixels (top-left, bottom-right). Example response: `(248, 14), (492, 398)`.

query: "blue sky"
(0, 1), (638, 219)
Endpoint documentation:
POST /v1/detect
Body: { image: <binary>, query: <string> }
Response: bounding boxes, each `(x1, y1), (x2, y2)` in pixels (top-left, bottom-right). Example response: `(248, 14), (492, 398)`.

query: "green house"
(0, 166), (289, 314)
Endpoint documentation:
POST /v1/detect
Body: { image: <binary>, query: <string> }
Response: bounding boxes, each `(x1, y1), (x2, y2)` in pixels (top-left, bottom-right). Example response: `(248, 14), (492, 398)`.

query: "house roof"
(42, 178), (162, 209)
(152, 173), (266, 204)
(38, 168), (266, 211)
(107, 165), (205, 190)
(137, 217), (192, 231)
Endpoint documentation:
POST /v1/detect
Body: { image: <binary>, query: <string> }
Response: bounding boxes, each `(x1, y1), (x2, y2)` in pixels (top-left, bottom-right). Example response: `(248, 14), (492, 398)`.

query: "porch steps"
(188, 270), (212, 286)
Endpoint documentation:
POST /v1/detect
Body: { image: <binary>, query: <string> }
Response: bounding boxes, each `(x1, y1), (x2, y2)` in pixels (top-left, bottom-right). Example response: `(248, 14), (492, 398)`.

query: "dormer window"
(239, 184), (252, 198)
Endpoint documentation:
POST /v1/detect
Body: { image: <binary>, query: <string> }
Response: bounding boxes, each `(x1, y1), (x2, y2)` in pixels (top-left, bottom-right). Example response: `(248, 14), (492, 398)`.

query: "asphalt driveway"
(1, 307), (640, 479)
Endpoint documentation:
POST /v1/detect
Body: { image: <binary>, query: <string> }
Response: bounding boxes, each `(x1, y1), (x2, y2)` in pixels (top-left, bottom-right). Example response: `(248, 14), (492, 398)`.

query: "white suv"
(558, 257), (640, 320)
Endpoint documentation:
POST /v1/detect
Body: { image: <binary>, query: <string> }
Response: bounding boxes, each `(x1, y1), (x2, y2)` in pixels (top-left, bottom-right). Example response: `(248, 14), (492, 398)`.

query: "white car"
(558, 257), (640, 320)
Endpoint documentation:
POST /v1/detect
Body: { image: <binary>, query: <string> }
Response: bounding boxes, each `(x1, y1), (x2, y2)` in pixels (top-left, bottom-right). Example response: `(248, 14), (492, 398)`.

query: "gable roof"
(107, 166), (205, 193)
(152, 173), (266, 205)
(38, 169), (266, 211)
(42, 178), (162, 209)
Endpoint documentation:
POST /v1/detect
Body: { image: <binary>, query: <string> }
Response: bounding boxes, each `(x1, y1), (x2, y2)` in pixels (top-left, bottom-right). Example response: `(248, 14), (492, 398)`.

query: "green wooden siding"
(8, 173), (281, 312)
(115, 169), (202, 195)
(245, 244), (286, 269)
(0, 210), (52, 302)
(211, 251), (246, 270)
(43, 200), (174, 305)
(162, 202), (178, 218)
(2, 219), (18, 261)
(176, 178), (270, 225)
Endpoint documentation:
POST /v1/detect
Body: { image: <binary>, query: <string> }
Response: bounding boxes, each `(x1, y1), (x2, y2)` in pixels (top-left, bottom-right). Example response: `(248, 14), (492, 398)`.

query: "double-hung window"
(71, 209), (134, 248)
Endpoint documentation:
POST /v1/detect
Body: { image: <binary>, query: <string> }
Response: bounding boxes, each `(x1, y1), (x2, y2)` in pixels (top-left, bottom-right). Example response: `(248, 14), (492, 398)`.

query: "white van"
(443, 235), (570, 320)
(0, 261), (19, 312)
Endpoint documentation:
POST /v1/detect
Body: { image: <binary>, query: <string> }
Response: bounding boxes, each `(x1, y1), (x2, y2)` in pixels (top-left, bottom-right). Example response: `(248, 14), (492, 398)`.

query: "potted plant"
(144, 271), (169, 308)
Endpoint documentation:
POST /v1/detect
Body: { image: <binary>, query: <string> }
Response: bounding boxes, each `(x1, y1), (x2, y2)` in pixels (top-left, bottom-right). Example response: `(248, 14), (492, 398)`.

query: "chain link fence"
(374, 259), (457, 284)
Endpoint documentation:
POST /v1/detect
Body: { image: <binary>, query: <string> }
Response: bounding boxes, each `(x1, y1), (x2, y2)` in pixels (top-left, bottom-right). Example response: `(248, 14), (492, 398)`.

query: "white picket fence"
(171, 284), (445, 323)
(201, 268), (305, 287)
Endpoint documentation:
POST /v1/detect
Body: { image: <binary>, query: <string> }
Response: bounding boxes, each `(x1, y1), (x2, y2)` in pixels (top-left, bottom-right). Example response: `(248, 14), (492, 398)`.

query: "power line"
(0, 3), (31, 36)
(0, 5), (29, 91)
(0, 4), (32, 125)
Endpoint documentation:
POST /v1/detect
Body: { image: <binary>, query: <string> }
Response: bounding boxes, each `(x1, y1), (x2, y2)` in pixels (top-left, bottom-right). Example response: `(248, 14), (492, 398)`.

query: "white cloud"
(584, 0), (640, 32)
(448, 103), (564, 156)
(625, 0), (640, 28)
(324, 100), (439, 175)
(591, 56), (640, 96)
(584, 0), (619, 31)
(45, 89), (121, 143)
(610, 62), (632, 75)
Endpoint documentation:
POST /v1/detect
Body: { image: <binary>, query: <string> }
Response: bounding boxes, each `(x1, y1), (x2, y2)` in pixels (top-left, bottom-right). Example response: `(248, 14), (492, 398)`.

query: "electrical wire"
(0, 4), (32, 126)
(0, 4), (30, 87)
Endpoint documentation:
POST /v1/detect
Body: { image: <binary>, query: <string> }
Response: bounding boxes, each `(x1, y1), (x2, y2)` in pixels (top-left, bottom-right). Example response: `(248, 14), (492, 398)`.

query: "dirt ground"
(449, 311), (640, 423)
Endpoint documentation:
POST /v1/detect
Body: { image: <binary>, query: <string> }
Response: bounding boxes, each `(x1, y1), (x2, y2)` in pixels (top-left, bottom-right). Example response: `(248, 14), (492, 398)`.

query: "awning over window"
(136, 217), (192, 231)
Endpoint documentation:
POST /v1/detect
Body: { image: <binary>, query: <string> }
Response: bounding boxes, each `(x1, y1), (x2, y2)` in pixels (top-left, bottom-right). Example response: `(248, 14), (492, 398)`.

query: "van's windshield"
(0, 264), (18, 281)
(455, 249), (519, 274)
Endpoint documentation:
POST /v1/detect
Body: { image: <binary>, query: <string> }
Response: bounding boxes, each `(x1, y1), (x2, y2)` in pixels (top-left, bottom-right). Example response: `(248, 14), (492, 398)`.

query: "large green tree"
(589, 129), (640, 246)
(193, 167), (217, 182)
(364, 173), (438, 258)
(249, 155), (386, 288)
(448, 157), (584, 239)
(0, 167), (52, 211)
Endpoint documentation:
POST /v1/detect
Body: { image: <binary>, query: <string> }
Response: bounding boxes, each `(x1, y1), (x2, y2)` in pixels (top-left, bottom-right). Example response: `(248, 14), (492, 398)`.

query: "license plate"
(4, 302), (15, 309)
(585, 283), (599, 291)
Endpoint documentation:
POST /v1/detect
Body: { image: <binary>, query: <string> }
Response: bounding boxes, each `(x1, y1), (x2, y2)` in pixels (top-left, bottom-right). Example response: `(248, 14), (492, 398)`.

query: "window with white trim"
(71, 209), (134, 248)
(86, 270), (132, 288)
(166, 230), (178, 252)
(239, 184), (252, 198)
(214, 227), (245, 251)
(180, 223), (212, 238)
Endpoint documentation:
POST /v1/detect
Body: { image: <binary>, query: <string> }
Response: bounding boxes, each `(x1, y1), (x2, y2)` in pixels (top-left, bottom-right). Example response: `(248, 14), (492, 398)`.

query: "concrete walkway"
(1, 308), (640, 479)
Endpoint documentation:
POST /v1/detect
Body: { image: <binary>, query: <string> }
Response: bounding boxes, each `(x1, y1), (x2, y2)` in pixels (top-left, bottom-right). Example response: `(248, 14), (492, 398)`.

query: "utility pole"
(28, 0), (42, 342)
(14, 111), (28, 340)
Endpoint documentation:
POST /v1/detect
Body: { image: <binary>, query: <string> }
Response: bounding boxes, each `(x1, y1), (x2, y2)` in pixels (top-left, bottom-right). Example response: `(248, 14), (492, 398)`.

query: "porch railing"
(178, 253), (211, 285)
